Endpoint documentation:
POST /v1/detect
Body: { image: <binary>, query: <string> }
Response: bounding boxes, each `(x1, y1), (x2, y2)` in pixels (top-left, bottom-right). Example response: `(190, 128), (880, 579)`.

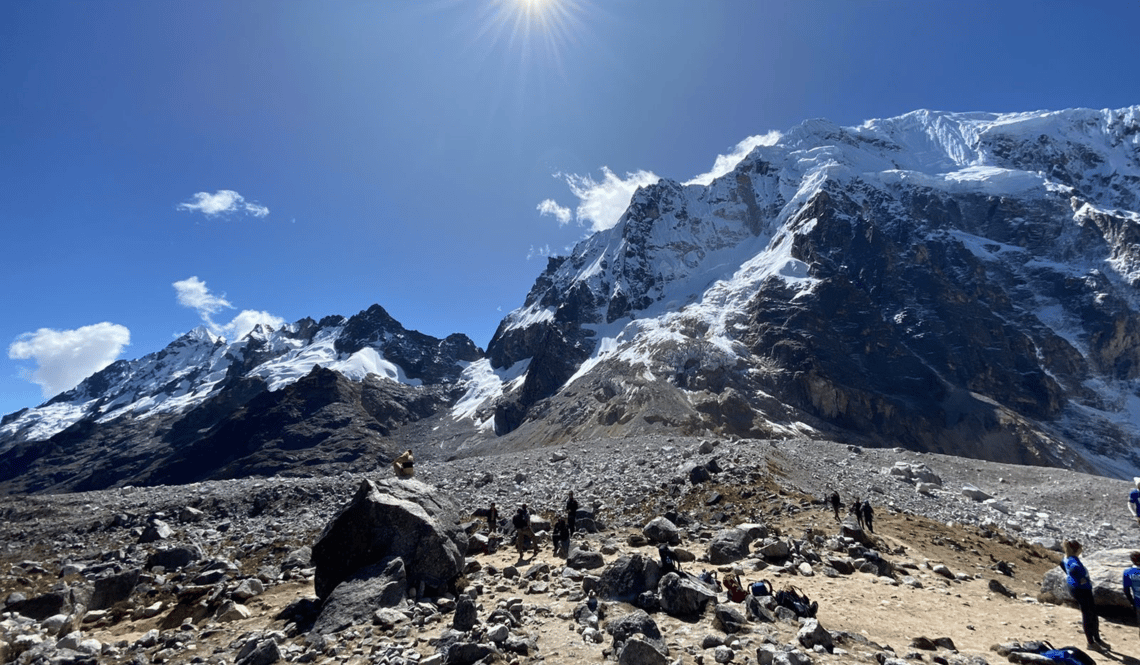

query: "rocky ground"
(2, 435), (1140, 665)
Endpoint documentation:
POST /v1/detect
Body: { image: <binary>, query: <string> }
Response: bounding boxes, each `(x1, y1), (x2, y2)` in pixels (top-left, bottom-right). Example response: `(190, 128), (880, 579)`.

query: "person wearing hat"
(1122, 551), (1140, 637)
(1129, 478), (1140, 525)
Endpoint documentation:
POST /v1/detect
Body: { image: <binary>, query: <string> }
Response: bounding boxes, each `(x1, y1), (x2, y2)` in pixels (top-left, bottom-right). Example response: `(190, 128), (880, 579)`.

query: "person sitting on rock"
(552, 517), (570, 557)
(1123, 551), (1140, 638)
(658, 543), (681, 574)
(392, 449), (414, 477)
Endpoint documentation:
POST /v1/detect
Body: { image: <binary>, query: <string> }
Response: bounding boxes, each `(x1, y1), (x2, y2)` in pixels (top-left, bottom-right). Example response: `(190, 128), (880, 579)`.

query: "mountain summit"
(474, 107), (1140, 477)
(3, 106), (1140, 491)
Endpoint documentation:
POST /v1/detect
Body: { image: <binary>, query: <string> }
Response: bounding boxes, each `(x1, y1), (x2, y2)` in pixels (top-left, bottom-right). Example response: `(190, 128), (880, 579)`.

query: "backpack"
(724, 573), (749, 602)
(1041, 648), (1096, 665)
(775, 585), (818, 618)
(512, 511), (526, 529)
(698, 570), (719, 588)
(750, 580), (773, 597)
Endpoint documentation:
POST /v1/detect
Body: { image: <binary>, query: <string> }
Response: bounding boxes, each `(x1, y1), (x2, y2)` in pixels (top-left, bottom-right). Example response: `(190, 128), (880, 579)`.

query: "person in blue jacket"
(1122, 551), (1140, 637)
(1064, 539), (1109, 651)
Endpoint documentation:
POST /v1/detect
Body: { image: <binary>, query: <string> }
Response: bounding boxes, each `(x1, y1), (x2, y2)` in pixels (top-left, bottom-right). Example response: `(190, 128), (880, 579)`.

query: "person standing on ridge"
(566, 491), (579, 535)
(392, 449), (414, 477)
(1122, 551), (1140, 638)
(1064, 539), (1109, 652)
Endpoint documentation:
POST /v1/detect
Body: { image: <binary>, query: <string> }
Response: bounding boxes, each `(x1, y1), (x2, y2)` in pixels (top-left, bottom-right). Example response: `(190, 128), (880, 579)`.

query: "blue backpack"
(1041, 647), (1096, 665)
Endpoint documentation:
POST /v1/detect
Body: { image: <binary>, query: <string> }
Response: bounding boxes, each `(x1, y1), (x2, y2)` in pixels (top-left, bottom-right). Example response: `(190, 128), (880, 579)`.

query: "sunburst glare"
(475, 0), (590, 74)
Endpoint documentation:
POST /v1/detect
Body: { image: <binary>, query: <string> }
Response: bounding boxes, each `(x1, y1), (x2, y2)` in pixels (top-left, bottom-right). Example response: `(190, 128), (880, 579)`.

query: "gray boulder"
(658, 572), (716, 618)
(453, 597), (478, 631)
(714, 604), (747, 633)
(606, 609), (667, 654)
(6, 591), (72, 621)
(642, 517), (681, 545)
(90, 568), (141, 610)
(146, 544), (203, 571)
(619, 636), (671, 665)
(797, 618), (834, 651)
(313, 557), (408, 634)
(597, 554), (662, 602)
(568, 547), (605, 570)
(1040, 547), (1134, 609)
(311, 478), (466, 601)
(708, 528), (752, 565)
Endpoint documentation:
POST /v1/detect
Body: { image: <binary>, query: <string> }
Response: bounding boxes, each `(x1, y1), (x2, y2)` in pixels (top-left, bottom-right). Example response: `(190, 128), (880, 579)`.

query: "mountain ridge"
(3, 105), (1140, 491)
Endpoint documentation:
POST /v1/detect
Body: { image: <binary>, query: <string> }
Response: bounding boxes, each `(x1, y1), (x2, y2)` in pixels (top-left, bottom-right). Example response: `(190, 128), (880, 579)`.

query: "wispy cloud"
(8, 323), (131, 398)
(684, 132), (783, 187)
(173, 276), (284, 340)
(177, 190), (270, 218)
(540, 167), (660, 233)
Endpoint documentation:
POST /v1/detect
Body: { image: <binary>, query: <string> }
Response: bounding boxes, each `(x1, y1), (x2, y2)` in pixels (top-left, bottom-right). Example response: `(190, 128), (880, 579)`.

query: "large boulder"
(606, 609), (667, 655)
(596, 555), (662, 602)
(1040, 548), (1133, 610)
(313, 558), (408, 634)
(707, 528), (752, 565)
(657, 572), (716, 618)
(642, 517), (680, 545)
(311, 478), (467, 602)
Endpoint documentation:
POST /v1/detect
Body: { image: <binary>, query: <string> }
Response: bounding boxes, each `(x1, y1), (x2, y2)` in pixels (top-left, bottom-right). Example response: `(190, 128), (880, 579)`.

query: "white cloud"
(536, 199), (572, 225)
(177, 190), (270, 218)
(527, 244), (552, 260)
(544, 167), (660, 233)
(173, 276), (283, 341)
(684, 132), (784, 187)
(174, 276), (232, 314)
(8, 323), (131, 398)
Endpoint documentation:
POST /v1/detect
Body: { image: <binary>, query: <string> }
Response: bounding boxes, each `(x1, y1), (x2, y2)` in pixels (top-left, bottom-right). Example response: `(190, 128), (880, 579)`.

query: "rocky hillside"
(2, 435), (1137, 665)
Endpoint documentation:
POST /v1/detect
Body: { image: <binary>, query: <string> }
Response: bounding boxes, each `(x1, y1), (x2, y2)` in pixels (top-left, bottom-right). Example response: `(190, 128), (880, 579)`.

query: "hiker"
(1123, 551), (1140, 637)
(392, 449), (414, 477)
(1129, 478), (1140, 525)
(1063, 539), (1109, 651)
(512, 504), (540, 557)
(861, 500), (875, 533)
(658, 543), (681, 574)
(828, 490), (841, 522)
(552, 517), (570, 557)
(486, 501), (498, 533)
(851, 497), (864, 529)
(566, 491), (579, 534)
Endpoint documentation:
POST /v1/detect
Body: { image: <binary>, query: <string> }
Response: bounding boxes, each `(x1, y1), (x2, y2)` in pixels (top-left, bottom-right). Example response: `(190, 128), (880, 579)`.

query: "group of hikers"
(1062, 477), (1140, 655)
(826, 489), (874, 533)
(484, 491), (580, 559)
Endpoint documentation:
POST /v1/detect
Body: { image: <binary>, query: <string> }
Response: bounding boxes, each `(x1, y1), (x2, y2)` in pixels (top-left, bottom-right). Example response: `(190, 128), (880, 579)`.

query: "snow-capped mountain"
(471, 106), (1140, 478)
(4, 106), (1140, 492)
(0, 305), (481, 492)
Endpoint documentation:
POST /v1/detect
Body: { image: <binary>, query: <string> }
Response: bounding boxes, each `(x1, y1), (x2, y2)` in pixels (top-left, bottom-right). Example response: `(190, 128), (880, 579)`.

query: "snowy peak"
(477, 106), (1140, 479)
(0, 305), (483, 453)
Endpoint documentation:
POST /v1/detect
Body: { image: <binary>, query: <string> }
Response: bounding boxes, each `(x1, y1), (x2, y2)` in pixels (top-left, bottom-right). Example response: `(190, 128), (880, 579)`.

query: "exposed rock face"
(479, 107), (1140, 478)
(311, 478), (467, 602)
(1039, 547), (1134, 610)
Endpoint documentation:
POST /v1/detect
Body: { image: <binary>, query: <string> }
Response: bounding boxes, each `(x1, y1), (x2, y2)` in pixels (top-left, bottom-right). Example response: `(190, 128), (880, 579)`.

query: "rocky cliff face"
(476, 107), (1140, 478)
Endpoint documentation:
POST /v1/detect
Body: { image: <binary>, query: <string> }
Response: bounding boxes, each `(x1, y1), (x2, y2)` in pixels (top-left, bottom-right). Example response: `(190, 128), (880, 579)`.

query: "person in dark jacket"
(552, 517), (570, 557)
(566, 491), (579, 534)
(486, 501), (498, 533)
(860, 501), (875, 533)
(1064, 538), (1109, 651)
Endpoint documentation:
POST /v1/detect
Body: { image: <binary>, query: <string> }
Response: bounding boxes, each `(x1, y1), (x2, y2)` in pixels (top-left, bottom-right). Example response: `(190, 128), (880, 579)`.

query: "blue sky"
(3, 0), (1139, 418)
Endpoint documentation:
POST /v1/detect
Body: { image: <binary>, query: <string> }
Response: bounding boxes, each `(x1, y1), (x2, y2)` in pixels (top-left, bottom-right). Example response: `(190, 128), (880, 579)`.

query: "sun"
(476, 0), (586, 67)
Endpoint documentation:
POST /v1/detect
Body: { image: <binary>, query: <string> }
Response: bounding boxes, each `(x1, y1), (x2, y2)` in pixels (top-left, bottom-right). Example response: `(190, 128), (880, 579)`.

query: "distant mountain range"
(4, 106), (1139, 492)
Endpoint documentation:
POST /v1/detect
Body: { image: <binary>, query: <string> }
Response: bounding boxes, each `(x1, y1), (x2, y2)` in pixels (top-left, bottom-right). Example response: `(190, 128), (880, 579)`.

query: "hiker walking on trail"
(1129, 478), (1140, 525)
(861, 500), (875, 533)
(1122, 551), (1140, 637)
(851, 497), (864, 529)
(513, 504), (540, 557)
(552, 517), (570, 557)
(1063, 539), (1109, 652)
(566, 491), (579, 534)
(828, 490), (841, 522)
